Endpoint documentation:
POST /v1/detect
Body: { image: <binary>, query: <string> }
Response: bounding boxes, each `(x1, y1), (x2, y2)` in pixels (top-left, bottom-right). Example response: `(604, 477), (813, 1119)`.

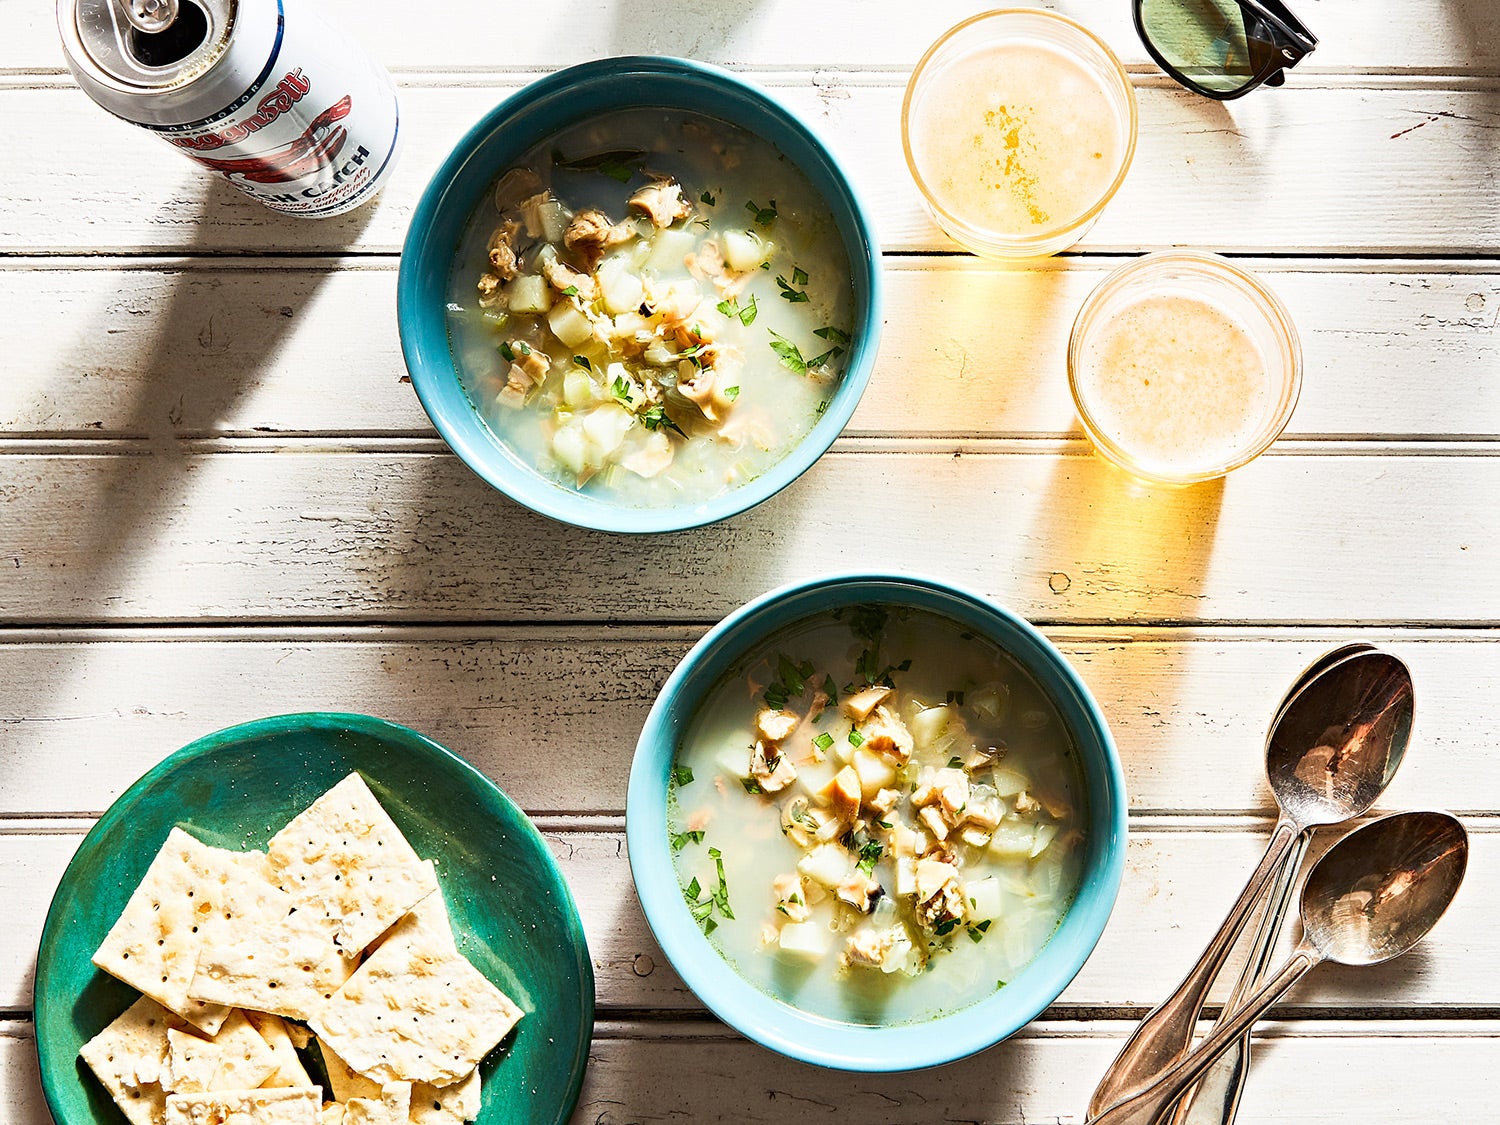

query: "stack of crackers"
(79, 773), (524, 1125)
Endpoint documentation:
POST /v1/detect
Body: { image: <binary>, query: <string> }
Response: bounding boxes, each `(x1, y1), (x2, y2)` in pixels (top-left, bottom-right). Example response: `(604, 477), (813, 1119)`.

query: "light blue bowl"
(626, 573), (1127, 1071)
(398, 57), (883, 534)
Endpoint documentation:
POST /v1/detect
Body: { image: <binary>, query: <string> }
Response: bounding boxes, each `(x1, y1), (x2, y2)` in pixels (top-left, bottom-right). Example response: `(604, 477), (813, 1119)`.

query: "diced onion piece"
(598, 257), (646, 315)
(895, 856), (917, 897)
(642, 341), (677, 368)
(547, 301), (594, 348)
(1030, 821), (1060, 859)
(966, 875), (1003, 922)
(970, 683), (1008, 722)
(582, 402), (633, 459)
(619, 429), (674, 479)
(991, 766), (1032, 798)
(778, 922), (829, 960)
(988, 821), (1037, 861)
(507, 274), (552, 315)
(722, 229), (773, 272)
(537, 197), (571, 243)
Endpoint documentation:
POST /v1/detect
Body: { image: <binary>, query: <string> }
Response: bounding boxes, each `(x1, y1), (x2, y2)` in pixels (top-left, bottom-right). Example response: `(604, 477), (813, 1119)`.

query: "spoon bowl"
(1303, 810), (1469, 966)
(1267, 651), (1413, 828)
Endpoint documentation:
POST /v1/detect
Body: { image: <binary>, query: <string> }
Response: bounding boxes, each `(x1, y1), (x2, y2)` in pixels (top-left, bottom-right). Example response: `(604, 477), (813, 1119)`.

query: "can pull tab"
(115, 0), (179, 35)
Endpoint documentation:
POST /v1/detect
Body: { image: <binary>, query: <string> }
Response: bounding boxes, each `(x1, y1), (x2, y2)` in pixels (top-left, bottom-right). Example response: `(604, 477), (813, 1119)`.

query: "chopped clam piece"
(1013, 791), (1041, 817)
(918, 805), (950, 842)
(629, 179), (693, 227)
(843, 685), (893, 722)
(755, 709), (800, 744)
(821, 766), (862, 823)
(862, 705), (914, 763)
(835, 873), (882, 914)
(749, 741), (797, 793)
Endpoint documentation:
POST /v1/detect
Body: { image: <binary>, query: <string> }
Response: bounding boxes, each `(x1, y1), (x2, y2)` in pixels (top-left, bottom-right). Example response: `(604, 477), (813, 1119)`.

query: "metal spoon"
(1173, 643), (1382, 1125)
(1088, 810), (1468, 1125)
(1088, 650), (1414, 1116)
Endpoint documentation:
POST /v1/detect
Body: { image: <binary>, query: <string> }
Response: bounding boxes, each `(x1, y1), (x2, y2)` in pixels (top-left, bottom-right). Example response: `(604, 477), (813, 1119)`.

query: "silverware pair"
(1086, 646), (1465, 1124)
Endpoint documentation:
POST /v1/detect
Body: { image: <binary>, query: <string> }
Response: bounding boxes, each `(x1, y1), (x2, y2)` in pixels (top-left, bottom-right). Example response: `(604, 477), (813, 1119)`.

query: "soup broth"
(445, 108), (855, 508)
(670, 605), (1087, 1026)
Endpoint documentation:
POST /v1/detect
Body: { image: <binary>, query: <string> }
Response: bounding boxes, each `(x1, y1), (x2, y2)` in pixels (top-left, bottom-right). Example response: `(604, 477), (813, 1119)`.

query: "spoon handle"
(1087, 947), (1320, 1125)
(1171, 831), (1312, 1125)
(1087, 818), (1300, 1117)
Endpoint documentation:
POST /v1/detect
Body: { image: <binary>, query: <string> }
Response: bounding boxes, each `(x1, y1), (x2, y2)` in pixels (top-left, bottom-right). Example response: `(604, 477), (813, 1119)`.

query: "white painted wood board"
(0, 629), (1491, 818)
(3, 81), (1496, 255)
(4, 258), (1498, 440)
(5, 1016), (1500, 1125)
(2, 824), (1492, 1016)
(0, 448), (1496, 626)
(9, 1), (1499, 75)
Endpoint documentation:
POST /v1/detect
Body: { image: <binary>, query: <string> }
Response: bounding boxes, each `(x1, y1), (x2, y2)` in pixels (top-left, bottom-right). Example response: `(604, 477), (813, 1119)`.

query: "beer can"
(58, 0), (400, 217)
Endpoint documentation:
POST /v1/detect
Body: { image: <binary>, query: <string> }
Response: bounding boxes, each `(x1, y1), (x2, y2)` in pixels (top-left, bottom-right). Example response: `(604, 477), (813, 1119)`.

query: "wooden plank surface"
(0, 447), (1496, 626)
(0, 629), (1491, 818)
(4, 258), (1498, 440)
(10, 1), (1499, 75)
(5, 1014), (1500, 1125)
(2, 823), (1493, 1016)
(3, 81), (1497, 255)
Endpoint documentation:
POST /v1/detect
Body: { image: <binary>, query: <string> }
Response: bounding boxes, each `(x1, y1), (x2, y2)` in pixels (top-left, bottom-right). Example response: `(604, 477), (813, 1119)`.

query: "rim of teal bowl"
(398, 56), (883, 534)
(33, 712), (595, 1124)
(626, 573), (1127, 1071)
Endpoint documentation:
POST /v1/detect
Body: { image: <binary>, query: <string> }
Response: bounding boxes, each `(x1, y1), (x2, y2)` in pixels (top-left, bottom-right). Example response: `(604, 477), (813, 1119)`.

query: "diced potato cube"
(991, 766), (1031, 798)
(563, 368), (596, 408)
(778, 922), (829, 960)
(715, 742), (751, 779)
(582, 402), (633, 459)
(507, 273), (552, 315)
(851, 748), (896, 800)
(821, 766), (862, 822)
(599, 257), (646, 315)
(798, 843), (852, 889)
(643, 228), (699, 274)
(547, 301), (594, 348)
(722, 229), (773, 272)
(909, 704), (952, 749)
(966, 876), (1003, 922)
(551, 424), (588, 475)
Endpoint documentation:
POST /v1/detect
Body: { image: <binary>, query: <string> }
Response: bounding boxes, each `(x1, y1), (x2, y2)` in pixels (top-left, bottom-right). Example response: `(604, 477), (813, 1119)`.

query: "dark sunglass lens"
(1141, 0), (1257, 94)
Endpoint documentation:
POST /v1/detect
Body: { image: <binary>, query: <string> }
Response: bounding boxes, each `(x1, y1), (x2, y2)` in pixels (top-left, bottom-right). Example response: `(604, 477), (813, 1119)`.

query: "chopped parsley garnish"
(716, 293), (758, 326)
(946, 690), (966, 706)
(814, 325), (851, 345)
(815, 398), (830, 415)
(671, 765), (694, 787)
(812, 732), (834, 752)
(611, 374), (632, 400)
(572, 355), (592, 371)
(967, 919), (993, 943)
(745, 198), (777, 227)
(700, 189), (718, 206)
(934, 918), (961, 937)
(947, 756), (965, 769)
(768, 332), (809, 375)
(739, 777), (763, 795)
(516, 342), (532, 356)
(560, 285), (580, 297)
(821, 674), (839, 707)
(709, 847), (734, 920)
(792, 266), (809, 286)
(775, 273), (810, 303)
(554, 147), (647, 183)
(641, 404), (687, 437)
(723, 385), (741, 401)
(670, 828), (705, 852)
(683, 849), (733, 934)
(498, 341), (515, 362)
(856, 840), (883, 875)
(763, 653), (814, 710)
(848, 729), (865, 748)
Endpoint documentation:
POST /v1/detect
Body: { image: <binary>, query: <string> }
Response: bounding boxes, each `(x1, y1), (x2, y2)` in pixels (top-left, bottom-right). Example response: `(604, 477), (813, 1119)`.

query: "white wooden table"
(3, 2), (1497, 1120)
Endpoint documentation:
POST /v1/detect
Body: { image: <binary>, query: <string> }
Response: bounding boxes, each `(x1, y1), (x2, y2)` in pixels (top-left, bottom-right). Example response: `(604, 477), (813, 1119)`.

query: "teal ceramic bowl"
(398, 56), (883, 534)
(34, 713), (594, 1125)
(626, 574), (1126, 1071)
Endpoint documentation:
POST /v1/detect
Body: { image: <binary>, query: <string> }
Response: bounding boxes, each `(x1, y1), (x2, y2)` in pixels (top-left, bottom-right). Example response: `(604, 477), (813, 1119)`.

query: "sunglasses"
(1134, 0), (1317, 100)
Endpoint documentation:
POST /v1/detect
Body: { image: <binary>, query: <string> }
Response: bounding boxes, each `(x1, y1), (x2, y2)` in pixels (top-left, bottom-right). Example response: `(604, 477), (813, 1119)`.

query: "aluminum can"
(58, 0), (400, 217)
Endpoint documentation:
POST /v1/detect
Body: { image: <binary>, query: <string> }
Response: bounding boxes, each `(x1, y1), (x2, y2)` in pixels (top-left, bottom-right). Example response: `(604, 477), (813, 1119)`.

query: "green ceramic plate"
(33, 712), (594, 1125)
